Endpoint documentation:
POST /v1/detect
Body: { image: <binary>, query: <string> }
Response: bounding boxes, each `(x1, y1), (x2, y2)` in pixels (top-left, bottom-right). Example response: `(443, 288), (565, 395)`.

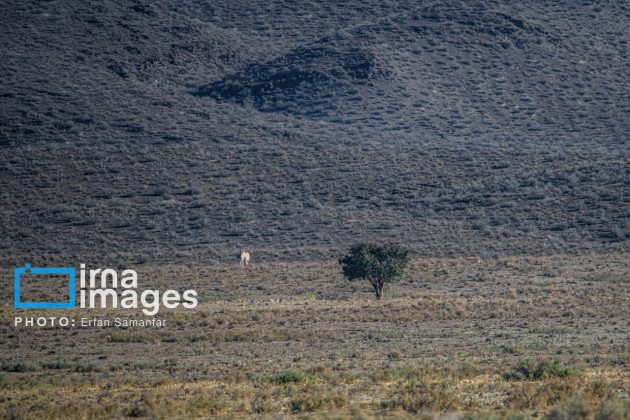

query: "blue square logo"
(14, 264), (76, 309)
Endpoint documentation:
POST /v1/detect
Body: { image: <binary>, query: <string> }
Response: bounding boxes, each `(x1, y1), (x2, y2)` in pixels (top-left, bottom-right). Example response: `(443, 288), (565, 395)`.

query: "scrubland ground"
(1, 252), (630, 419)
(2, 0), (629, 418)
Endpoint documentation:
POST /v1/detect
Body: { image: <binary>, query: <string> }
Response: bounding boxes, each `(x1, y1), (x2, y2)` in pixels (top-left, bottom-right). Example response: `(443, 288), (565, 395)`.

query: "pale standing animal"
(239, 250), (250, 266)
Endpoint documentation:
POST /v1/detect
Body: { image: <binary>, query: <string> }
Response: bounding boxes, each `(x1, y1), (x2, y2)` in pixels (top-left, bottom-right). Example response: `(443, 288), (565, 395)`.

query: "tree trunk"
(372, 280), (384, 300)
(371, 280), (380, 300)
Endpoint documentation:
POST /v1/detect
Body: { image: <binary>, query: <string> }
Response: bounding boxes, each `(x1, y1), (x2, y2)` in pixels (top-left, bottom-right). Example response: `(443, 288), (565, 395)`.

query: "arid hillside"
(1, 0), (628, 265)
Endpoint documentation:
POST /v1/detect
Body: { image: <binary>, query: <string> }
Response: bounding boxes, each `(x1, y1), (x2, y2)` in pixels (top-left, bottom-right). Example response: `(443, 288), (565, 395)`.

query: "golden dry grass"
(1, 253), (630, 418)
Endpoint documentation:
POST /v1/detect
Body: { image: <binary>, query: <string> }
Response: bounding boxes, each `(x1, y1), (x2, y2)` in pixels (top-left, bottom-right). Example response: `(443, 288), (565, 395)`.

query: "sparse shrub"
(529, 326), (576, 335)
(453, 362), (480, 378)
(306, 365), (335, 381)
(501, 342), (523, 354)
(384, 330), (404, 339)
(94, 190), (113, 199)
(371, 366), (426, 383)
(49, 203), (71, 214)
(292, 395), (346, 412)
(594, 399), (630, 420)
(189, 200), (205, 208)
(463, 411), (528, 420)
(503, 359), (583, 381)
(149, 186), (168, 196)
(387, 349), (403, 360)
(127, 399), (156, 418)
(0, 362), (39, 372)
(41, 361), (73, 370)
(607, 224), (628, 241)
(0, 373), (7, 388)
(545, 396), (593, 420)
(290, 392), (347, 412)
(273, 369), (313, 384)
(133, 362), (152, 370)
(150, 376), (173, 387)
(190, 329), (291, 344)
(279, 384), (298, 397)
(182, 186), (201, 196)
(506, 379), (581, 410)
(339, 243), (410, 299)
(251, 395), (275, 413)
(76, 364), (101, 373)
(108, 332), (155, 343)
(191, 398), (229, 415)
(384, 380), (458, 413)
(527, 339), (550, 351)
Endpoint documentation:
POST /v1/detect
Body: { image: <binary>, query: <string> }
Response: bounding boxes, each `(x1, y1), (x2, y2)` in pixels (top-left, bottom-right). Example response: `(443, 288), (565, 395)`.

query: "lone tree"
(339, 243), (410, 300)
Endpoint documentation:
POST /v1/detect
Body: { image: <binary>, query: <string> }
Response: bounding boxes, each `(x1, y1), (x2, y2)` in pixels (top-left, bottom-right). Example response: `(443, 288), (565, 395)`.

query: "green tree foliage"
(339, 243), (410, 300)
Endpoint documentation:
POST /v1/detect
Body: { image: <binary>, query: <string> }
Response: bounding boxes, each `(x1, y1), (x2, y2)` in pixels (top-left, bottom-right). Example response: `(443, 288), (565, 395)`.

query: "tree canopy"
(339, 243), (410, 299)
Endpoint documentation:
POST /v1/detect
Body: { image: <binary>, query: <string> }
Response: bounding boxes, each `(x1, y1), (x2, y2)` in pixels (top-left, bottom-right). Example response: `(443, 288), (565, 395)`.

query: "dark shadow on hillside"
(194, 44), (384, 118)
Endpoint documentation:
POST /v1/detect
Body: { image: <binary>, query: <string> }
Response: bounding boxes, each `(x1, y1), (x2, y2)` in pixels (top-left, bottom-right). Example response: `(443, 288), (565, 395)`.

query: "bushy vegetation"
(502, 359), (583, 381)
(273, 369), (315, 384)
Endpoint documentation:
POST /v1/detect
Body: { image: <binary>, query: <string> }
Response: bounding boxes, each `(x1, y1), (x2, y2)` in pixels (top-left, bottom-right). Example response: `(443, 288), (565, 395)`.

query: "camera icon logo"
(14, 264), (76, 309)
